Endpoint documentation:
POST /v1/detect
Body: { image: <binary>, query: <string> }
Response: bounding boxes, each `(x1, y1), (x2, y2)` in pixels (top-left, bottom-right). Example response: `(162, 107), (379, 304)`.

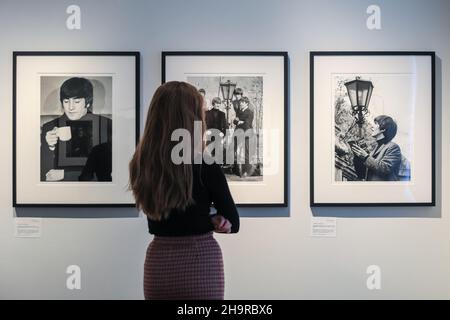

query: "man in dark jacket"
(205, 97), (227, 135)
(232, 87), (243, 114)
(351, 115), (402, 181)
(232, 97), (255, 177)
(205, 97), (227, 159)
(233, 97), (254, 131)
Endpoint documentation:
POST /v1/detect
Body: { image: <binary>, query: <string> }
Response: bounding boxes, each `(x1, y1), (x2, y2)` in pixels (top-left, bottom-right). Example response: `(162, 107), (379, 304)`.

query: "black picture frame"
(162, 51), (289, 207)
(310, 51), (435, 207)
(13, 51), (141, 207)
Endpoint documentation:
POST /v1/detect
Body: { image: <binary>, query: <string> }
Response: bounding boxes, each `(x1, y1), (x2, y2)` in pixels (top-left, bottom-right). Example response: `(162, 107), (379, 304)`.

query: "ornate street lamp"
(219, 80), (237, 127)
(344, 76), (374, 128)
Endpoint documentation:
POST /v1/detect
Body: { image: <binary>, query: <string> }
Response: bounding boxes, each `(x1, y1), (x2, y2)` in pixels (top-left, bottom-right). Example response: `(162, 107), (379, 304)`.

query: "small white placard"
(14, 218), (42, 238)
(311, 217), (337, 238)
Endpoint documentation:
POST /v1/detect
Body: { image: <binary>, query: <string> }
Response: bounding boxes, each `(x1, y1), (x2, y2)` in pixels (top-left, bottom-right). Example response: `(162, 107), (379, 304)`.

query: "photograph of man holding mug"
(40, 77), (112, 182)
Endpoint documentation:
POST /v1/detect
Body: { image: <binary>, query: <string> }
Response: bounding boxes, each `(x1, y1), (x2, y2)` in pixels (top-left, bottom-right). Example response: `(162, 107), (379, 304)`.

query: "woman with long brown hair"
(129, 81), (239, 300)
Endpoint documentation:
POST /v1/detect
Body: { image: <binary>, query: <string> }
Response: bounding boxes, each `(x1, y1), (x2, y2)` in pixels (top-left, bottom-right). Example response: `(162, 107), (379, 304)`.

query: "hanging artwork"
(310, 51), (435, 206)
(163, 51), (288, 206)
(13, 51), (140, 206)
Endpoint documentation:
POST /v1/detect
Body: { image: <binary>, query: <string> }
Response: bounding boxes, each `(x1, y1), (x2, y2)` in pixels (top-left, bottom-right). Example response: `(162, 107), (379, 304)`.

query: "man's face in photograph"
(62, 97), (88, 120)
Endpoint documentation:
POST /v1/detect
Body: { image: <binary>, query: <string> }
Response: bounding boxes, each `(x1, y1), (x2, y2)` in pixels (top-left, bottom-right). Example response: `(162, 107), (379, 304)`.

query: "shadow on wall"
(312, 56), (442, 219)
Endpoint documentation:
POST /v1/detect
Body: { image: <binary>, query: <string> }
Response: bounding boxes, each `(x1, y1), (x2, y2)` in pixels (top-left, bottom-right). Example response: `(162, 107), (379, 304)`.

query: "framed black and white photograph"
(13, 52), (140, 206)
(311, 51), (435, 206)
(163, 52), (288, 206)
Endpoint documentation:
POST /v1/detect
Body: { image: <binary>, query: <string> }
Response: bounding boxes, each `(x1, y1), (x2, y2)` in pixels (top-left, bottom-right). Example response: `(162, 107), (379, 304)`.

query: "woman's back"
(147, 161), (240, 236)
(129, 81), (239, 300)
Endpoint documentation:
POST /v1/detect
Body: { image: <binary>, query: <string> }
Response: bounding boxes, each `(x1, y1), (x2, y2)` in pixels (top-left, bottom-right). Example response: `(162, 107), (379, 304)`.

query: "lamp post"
(344, 77), (374, 136)
(219, 80), (237, 128)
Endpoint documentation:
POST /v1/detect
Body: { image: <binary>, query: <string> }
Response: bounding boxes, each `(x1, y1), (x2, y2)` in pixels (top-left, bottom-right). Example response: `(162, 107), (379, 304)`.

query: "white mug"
(56, 126), (71, 141)
(45, 169), (65, 181)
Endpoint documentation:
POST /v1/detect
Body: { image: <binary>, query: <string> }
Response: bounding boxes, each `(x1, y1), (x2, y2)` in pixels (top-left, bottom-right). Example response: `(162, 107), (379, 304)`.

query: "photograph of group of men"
(191, 76), (263, 181)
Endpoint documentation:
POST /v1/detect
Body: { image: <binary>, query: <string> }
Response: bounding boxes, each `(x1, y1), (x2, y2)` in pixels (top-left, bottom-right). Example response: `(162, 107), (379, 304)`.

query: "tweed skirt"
(143, 231), (224, 300)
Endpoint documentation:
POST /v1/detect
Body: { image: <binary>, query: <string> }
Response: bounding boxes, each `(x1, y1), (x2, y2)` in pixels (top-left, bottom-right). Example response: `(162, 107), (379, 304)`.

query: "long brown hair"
(129, 81), (205, 220)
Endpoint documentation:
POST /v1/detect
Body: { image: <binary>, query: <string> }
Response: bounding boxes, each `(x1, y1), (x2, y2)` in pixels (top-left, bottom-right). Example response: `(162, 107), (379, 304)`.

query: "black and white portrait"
(164, 52), (287, 206)
(312, 52), (433, 206)
(187, 76), (263, 182)
(333, 74), (412, 183)
(40, 76), (113, 182)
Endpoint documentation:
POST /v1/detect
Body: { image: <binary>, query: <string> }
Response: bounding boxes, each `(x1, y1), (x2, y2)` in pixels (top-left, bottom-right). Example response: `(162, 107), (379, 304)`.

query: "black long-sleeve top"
(147, 161), (240, 236)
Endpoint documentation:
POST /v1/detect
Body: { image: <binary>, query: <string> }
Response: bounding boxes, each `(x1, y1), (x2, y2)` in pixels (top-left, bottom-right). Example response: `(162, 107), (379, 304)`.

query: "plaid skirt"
(143, 231), (224, 300)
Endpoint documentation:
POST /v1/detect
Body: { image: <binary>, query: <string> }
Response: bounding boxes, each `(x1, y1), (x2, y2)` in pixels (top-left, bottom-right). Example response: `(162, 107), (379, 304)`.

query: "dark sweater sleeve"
(207, 163), (240, 233)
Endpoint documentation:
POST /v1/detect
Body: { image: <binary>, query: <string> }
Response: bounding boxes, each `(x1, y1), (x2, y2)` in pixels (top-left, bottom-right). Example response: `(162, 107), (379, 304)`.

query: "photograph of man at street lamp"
(187, 76), (263, 182)
(333, 75), (412, 182)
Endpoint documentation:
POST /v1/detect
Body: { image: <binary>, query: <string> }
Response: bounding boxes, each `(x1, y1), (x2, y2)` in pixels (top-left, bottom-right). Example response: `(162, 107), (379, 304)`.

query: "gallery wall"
(1, 0), (449, 299)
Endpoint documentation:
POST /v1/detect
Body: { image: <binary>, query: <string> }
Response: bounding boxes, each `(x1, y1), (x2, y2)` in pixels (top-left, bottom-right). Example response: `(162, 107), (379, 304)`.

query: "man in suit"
(205, 97), (227, 160)
(234, 98), (254, 131)
(41, 77), (112, 182)
(232, 87), (243, 114)
(205, 97), (227, 136)
(351, 115), (402, 181)
(232, 97), (255, 177)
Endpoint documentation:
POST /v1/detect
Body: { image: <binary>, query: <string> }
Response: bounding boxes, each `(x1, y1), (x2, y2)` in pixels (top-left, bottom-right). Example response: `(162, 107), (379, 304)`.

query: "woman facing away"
(129, 81), (240, 300)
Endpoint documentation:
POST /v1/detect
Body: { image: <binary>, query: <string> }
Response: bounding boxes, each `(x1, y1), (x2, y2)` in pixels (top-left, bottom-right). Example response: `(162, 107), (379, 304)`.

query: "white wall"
(0, 0), (449, 299)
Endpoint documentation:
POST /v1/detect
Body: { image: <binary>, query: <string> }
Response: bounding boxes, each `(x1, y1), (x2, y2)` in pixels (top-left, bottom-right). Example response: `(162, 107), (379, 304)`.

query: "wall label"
(14, 218), (42, 238)
(310, 217), (337, 238)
